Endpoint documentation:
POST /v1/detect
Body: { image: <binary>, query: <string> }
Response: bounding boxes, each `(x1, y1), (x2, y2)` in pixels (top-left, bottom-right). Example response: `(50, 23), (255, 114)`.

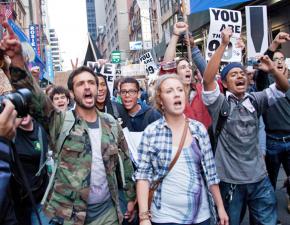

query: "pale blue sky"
(47, 0), (88, 70)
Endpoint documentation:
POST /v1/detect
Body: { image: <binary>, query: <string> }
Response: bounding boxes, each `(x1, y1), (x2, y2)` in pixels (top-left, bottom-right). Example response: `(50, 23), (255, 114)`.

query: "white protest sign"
(87, 61), (116, 96)
(206, 8), (242, 62)
(245, 6), (268, 58)
(122, 127), (143, 166)
(139, 52), (158, 75)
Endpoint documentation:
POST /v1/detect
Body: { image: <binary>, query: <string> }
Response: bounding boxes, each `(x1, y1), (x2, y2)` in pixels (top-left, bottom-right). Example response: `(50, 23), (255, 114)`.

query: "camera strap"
(11, 142), (42, 225)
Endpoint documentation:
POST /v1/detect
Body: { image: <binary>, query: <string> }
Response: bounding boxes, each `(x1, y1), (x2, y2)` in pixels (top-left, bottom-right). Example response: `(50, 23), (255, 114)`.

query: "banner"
(8, 19), (46, 79)
(129, 41), (143, 51)
(139, 52), (158, 75)
(29, 24), (41, 57)
(190, 0), (252, 14)
(245, 6), (268, 58)
(206, 8), (242, 62)
(87, 61), (116, 96)
(45, 45), (54, 83)
(121, 64), (147, 77)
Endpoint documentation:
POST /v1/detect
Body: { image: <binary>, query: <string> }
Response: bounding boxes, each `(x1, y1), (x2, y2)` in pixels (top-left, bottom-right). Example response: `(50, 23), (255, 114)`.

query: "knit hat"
(221, 62), (244, 80)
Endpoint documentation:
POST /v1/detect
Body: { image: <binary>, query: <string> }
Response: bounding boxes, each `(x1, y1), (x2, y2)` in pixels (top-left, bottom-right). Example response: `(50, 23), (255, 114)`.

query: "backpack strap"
(212, 98), (230, 152)
(55, 110), (75, 157)
(35, 125), (47, 177)
(41, 110), (75, 205)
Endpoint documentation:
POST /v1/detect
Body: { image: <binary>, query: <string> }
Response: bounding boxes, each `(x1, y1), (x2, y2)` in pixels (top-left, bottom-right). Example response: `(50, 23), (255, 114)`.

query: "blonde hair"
(154, 74), (183, 112)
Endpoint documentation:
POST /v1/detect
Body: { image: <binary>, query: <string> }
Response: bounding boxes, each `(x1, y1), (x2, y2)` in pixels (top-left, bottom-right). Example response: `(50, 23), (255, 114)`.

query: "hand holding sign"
(221, 27), (233, 46)
(173, 21), (188, 36)
(206, 8), (242, 62)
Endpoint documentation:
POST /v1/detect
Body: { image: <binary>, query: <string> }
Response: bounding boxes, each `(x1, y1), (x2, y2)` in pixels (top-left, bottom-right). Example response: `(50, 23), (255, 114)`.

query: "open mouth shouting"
(235, 79), (247, 90)
(277, 65), (284, 71)
(83, 92), (94, 105)
(173, 99), (183, 109)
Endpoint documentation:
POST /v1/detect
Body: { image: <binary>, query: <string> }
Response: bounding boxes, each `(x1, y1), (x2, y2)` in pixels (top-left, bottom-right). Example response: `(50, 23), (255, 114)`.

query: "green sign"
(111, 51), (121, 63)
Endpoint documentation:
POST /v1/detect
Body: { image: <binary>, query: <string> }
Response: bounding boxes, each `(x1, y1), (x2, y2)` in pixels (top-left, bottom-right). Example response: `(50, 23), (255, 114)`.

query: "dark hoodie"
(116, 102), (162, 132)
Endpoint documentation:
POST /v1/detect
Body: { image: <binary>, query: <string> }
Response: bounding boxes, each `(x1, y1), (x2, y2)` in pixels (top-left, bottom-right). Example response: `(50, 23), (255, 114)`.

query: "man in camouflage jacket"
(2, 22), (136, 225)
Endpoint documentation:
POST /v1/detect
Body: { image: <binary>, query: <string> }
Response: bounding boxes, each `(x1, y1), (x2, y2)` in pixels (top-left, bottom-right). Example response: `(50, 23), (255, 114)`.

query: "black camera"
(0, 88), (32, 117)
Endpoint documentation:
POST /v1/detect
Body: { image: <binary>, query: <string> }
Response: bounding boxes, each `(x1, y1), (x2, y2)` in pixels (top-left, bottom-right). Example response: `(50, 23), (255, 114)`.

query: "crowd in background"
(0, 15), (289, 225)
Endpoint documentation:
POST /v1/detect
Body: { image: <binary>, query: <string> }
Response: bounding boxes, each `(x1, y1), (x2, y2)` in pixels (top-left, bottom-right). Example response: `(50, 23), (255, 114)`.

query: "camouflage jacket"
(10, 67), (136, 225)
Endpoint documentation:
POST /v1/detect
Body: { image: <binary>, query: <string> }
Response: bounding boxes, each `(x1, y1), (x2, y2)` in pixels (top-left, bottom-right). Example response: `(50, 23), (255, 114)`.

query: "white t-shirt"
(151, 142), (211, 224)
(87, 120), (110, 204)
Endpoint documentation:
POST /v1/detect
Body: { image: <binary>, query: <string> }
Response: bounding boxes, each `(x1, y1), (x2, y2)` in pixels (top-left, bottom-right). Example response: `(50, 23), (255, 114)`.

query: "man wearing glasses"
(116, 77), (161, 132)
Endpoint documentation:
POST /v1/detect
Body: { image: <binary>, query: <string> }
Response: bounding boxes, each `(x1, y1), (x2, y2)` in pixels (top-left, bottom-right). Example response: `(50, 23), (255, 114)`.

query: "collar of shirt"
(225, 91), (250, 101)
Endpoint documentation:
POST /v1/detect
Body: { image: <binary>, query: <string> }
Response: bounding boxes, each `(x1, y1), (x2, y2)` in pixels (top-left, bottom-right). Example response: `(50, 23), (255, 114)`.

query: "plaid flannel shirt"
(134, 116), (220, 211)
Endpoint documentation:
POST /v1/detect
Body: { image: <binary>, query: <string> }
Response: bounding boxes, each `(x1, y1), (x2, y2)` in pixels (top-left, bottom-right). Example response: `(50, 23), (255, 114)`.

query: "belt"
(267, 135), (290, 142)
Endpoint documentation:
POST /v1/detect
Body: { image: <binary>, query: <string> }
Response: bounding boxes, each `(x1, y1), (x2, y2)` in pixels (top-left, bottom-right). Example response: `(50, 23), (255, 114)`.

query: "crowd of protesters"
(0, 10), (289, 225)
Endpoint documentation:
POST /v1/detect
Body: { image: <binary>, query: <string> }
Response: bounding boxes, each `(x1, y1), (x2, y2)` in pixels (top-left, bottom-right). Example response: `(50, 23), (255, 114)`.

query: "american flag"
(5, 2), (13, 19)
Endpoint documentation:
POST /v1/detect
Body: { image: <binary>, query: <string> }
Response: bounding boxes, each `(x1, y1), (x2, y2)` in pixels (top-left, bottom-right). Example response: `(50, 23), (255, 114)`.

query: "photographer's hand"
(0, 21), (25, 69)
(0, 99), (17, 140)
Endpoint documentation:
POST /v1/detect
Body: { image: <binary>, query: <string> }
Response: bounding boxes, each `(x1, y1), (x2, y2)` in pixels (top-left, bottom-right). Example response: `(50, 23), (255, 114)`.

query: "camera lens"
(0, 88), (32, 117)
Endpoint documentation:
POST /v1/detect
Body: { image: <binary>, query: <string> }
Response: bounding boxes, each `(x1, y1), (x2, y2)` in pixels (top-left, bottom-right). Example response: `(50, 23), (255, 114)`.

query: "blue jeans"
(265, 136), (290, 196)
(31, 204), (50, 225)
(220, 177), (277, 225)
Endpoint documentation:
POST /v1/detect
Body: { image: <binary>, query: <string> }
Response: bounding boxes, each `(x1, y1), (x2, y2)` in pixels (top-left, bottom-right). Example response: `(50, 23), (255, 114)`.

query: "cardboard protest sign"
(54, 71), (71, 88)
(87, 61), (116, 96)
(120, 64), (147, 77)
(245, 6), (268, 58)
(206, 8), (242, 62)
(139, 52), (158, 75)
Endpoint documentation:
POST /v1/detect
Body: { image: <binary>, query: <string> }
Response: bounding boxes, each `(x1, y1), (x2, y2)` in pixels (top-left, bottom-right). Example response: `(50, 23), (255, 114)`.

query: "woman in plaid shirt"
(134, 74), (228, 225)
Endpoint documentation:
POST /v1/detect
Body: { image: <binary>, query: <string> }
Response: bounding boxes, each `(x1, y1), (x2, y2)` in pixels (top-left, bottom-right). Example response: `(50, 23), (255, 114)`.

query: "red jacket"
(184, 80), (224, 129)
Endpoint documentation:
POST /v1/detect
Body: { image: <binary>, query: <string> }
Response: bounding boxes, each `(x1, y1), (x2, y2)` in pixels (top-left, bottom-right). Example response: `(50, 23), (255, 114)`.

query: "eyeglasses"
(273, 57), (285, 62)
(119, 89), (138, 96)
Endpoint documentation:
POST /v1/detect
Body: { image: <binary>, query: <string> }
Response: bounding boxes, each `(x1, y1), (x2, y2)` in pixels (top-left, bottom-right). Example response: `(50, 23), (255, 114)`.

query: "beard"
(74, 94), (97, 110)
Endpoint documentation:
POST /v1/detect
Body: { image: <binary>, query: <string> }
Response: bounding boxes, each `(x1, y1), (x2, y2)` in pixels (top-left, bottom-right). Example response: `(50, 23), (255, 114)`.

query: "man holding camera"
(0, 21), (136, 225)
(0, 99), (18, 224)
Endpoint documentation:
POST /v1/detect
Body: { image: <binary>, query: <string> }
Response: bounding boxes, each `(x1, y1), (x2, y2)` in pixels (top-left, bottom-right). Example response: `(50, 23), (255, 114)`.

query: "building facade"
(95, 0), (130, 60)
(86, 0), (97, 42)
(49, 29), (62, 71)
(127, 0), (162, 62)
(153, 0), (290, 60)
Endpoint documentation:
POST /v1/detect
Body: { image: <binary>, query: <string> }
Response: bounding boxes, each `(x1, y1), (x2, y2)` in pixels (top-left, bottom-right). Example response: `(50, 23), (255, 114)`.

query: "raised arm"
(268, 32), (290, 53)
(0, 21), (55, 132)
(256, 32), (290, 91)
(203, 28), (232, 91)
(163, 22), (188, 61)
(256, 55), (290, 92)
